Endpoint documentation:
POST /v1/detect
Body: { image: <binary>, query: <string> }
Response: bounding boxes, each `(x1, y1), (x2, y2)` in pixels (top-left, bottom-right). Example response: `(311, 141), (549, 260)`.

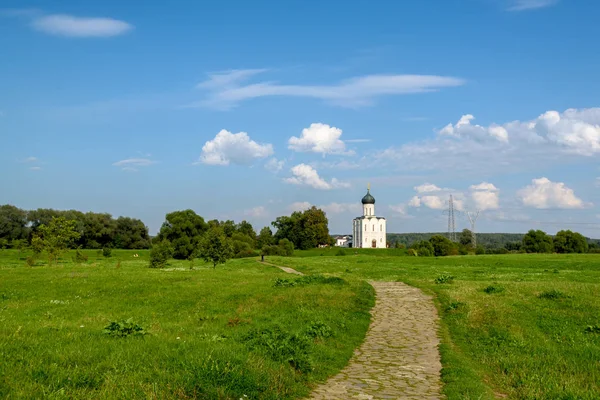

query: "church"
(352, 185), (387, 248)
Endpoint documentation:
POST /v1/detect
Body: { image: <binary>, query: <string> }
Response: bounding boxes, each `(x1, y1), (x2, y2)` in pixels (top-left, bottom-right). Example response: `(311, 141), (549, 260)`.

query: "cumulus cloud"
(264, 157), (284, 173)
(244, 206), (267, 218)
(507, 0), (558, 11)
(288, 123), (352, 155)
(31, 14), (132, 37)
(414, 183), (443, 193)
(193, 69), (465, 109)
(469, 182), (500, 210)
(517, 177), (587, 209)
(389, 204), (407, 215)
(198, 129), (273, 166)
(375, 108), (600, 173)
(408, 196), (421, 207)
(284, 164), (350, 190)
(112, 158), (156, 172)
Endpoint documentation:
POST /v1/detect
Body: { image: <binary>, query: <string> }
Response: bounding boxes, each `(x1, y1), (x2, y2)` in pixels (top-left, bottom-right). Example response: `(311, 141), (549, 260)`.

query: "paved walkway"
(259, 261), (305, 275)
(259, 260), (443, 399)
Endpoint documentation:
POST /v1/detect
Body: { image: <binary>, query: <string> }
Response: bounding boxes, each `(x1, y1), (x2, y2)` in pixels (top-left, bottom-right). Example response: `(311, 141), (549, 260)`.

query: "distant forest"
(386, 232), (600, 249)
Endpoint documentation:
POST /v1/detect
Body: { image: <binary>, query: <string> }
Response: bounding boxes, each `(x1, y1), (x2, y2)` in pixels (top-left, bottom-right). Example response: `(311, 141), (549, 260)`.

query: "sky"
(1, 0), (600, 238)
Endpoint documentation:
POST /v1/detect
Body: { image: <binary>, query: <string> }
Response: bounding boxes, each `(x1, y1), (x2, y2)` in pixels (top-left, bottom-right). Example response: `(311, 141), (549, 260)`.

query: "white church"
(351, 185), (387, 248)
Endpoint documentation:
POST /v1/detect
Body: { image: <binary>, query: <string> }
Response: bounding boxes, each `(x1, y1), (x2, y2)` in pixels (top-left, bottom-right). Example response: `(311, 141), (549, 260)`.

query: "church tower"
(352, 184), (387, 248)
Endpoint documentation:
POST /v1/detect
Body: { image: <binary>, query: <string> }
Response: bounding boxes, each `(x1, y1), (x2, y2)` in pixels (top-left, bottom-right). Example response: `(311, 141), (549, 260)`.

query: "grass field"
(2, 250), (599, 399)
(0, 249), (373, 399)
(270, 252), (600, 399)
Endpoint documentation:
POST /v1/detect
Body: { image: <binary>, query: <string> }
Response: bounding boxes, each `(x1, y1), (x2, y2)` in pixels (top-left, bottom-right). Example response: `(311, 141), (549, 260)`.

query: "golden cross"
(367, 182), (370, 191)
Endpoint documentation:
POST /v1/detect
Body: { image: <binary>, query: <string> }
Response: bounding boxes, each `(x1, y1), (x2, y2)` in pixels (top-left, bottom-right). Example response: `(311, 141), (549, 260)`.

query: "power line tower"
(466, 210), (480, 248)
(447, 195), (456, 242)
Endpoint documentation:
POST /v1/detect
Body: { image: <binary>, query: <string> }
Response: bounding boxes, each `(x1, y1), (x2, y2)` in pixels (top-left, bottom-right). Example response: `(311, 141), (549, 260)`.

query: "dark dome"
(361, 189), (375, 204)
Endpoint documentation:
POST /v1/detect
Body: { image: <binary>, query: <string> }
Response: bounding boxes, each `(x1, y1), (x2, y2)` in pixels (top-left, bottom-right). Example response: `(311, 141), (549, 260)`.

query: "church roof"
(361, 189), (375, 204)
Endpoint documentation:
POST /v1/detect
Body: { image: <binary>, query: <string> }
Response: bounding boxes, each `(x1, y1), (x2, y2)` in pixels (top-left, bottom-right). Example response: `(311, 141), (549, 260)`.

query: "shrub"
(103, 318), (148, 337)
(73, 248), (88, 263)
(102, 247), (112, 258)
(475, 246), (486, 255)
(483, 285), (504, 294)
(419, 248), (432, 257)
(434, 274), (455, 284)
(234, 249), (259, 259)
(278, 239), (294, 256)
(335, 249), (346, 256)
(26, 256), (36, 267)
(407, 248), (418, 257)
(149, 240), (173, 268)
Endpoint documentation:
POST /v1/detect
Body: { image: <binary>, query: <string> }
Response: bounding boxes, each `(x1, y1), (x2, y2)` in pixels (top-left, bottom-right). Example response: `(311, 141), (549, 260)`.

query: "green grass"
(269, 252), (600, 399)
(0, 249), (374, 399)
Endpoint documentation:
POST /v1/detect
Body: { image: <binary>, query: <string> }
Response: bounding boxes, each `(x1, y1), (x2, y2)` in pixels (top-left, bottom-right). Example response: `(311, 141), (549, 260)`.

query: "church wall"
(353, 217), (387, 248)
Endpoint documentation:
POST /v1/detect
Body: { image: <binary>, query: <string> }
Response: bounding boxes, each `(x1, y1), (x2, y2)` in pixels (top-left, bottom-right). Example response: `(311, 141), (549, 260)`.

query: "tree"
(113, 217), (151, 249)
(156, 210), (208, 259)
(278, 238), (295, 256)
(522, 230), (553, 253)
(554, 230), (588, 253)
(459, 229), (473, 247)
(429, 235), (456, 257)
(149, 240), (173, 268)
(236, 220), (256, 240)
(12, 239), (28, 259)
(256, 226), (275, 249)
(272, 206), (330, 250)
(410, 240), (434, 257)
(199, 228), (233, 268)
(0, 205), (29, 242)
(36, 217), (81, 264)
(81, 212), (116, 249)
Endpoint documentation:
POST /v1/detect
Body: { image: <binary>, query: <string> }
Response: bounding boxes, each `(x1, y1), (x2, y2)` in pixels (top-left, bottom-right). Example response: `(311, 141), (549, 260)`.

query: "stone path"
(259, 261), (305, 275)
(309, 281), (443, 399)
(259, 260), (443, 399)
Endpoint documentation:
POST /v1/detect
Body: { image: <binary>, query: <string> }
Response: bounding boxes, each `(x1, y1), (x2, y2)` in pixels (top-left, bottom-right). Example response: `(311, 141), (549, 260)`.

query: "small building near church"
(352, 186), (387, 248)
(335, 235), (352, 247)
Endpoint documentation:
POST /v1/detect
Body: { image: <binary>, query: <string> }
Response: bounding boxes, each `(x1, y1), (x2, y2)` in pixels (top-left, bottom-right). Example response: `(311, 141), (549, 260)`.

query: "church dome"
(361, 189), (375, 204)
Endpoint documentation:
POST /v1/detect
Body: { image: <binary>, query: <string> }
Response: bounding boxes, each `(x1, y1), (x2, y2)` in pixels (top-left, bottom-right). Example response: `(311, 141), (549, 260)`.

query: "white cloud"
(244, 206), (267, 218)
(289, 201), (312, 212)
(421, 195), (445, 210)
(264, 157), (284, 173)
(31, 14), (132, 37)
(469, 181), (500, 211)
(288, 123), (352, 155)
(193, 70), (465, 109)
(408, 196), (421, 207)
(21, 156), (38, 163)
(517, 177), (587, 209)
(198, 129), (273, 166)
(508, 0), (558, 11)
(414, 183), (442, 193)
(29, 166), (42, 171)
(284, 164), (350, 190)
(345, 139), (371, 143)
(390, 204), (407, 215)
(375, 108), (600, 173)
(112, 158), (156, 171)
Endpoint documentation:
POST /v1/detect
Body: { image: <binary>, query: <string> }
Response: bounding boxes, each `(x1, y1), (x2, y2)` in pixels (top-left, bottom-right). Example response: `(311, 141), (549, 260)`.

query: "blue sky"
(1, 0), (599, 237)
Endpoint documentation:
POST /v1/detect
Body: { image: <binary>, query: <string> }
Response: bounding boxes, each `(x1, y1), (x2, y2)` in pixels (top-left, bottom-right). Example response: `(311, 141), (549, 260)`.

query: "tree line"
(0, 205), (151, 249)
(403, 228), (598, 256)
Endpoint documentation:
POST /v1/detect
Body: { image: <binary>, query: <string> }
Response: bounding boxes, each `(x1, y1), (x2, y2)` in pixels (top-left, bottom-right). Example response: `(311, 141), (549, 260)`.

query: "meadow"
(0, 249), (373, 399)
(271, 252), (600, 399)
(1, 249), (599, 399)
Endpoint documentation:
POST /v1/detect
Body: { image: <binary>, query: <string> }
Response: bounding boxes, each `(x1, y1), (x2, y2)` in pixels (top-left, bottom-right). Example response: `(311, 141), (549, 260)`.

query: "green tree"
(236, 220), (256, 240)
(459, 229), (473, 247)
(256, 226), (275, 249)
(272, 206), (330, 250)
(81, 212), (116, 249)
(199, 228), (233, 268)
(0, 238), (8, 250)
(554, 230), (588, 253)
(149, 240), (173, 269)
(113, 217), (151, 249)
(522, 229), (554, 253)
(36, 217), (81, 264)
(278, 238), (295, 256)
(156, 210), (208, 259)
(0, 205), (29, 242)
(429, 235), (456, 256)
(410, 240), (434, 256)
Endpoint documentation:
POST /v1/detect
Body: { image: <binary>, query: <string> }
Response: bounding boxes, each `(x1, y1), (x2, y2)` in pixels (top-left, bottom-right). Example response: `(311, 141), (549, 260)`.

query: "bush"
(234, 249), (259, 259)
(475, 246), (486, 255)
(278, 239), (294, 256)
(103, 318), (148, 337)
(26, 256), (36, 267)
(102, 247), (112, 258)
(73, 248), (89, 263)
(335, 249), (346, 256)
(149, 240), (173, 268)
(407, 248), (418, 257)
(434, 274), (455, 284)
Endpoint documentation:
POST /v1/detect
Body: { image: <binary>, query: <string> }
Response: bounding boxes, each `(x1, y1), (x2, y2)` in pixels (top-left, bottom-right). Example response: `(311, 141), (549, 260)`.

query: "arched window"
(365, 224), (367, 231)
(372, 225), (375, 231)
(380, 238), (382, 242)
(380, 224), (382, 231)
